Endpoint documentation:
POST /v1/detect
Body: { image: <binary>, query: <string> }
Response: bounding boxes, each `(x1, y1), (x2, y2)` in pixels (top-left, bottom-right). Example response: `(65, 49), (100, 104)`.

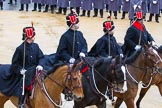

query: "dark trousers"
(19, 4), (28, 11)
(93, 8), (103, 18)
(109, 11), (117, 17)
(57, 7), (67, 15)
(81, 10), (90, 17)
(8, 0), (17, 4)
(121, 11), (126, 19)
(106, 4), (109, 12)
(148, 13), (159, 21)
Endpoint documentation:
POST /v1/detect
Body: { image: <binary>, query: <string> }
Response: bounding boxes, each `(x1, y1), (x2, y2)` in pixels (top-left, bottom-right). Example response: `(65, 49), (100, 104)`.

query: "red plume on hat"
(135, 11), (143, 20)
(22, 22), (35, 40)
(134, 8), (143, 20)
(103, 13), (115, 32)
(66, 9), (79, 27)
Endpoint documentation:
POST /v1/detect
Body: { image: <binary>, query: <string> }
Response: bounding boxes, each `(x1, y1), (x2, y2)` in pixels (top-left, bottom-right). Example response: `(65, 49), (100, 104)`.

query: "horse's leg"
(96, 101), (106, 108)
(136, 87), (150, 108)
(114, 97), (123, 108)
(156, 83), (162, 96)
(124, 98), (135, 108)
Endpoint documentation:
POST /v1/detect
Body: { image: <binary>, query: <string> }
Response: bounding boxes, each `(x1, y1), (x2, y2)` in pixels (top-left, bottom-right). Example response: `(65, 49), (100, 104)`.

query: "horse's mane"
(94, 57), (112, 68)
(125, 49), (142, 64)
(47, 62), (66, 75)
(83, 57), (97, 66)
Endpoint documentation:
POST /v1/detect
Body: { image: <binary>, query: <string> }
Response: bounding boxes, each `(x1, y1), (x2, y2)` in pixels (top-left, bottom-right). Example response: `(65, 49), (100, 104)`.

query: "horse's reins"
(82, 57), (117, 99)
(36, 69), (67, 107)
(83, 57), (113, 87)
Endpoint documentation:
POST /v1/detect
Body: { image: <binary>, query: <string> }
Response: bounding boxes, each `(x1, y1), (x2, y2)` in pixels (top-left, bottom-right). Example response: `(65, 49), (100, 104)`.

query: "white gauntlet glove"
(69, 58), (75, 64)
(79, 52), (85, 57)
(135, 45), (141, 50)
(20, 69), (27, 75)
(36, 65), (43, 71)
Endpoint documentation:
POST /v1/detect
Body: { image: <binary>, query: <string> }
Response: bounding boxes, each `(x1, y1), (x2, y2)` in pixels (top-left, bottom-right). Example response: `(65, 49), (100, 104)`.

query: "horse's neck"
(127, 52), (146, 83)
(43, 66), (67, 104)
(92, 67), (109, 92)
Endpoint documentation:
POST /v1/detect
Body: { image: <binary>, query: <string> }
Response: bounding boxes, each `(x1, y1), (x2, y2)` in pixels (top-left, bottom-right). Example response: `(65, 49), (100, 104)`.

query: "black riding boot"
(32, 3), (37, 11)
(147, 13), (153, 22)
(19, 4), (24, 11)
(43, 5), (49, 12)
(100, 9), (103, 18)
(155, 14), (159, 23)
(93, 8), (98, 17)
(38, 3), (41, 12)
(56, 7), (62, 14)
(106, 4), (109, 12)
(87, 10), (90, 17)
(121, 11), (126, 19)
(114, 11), (117, 19)
(80, 10), (86, 16)
(18, 95), (25, 108)
(63, 8), (67, 15)
(143, 14), (146, 21)
(109, 11), (112, 16)
(51, 5), (54, 14)
(26, 4), (28, 11)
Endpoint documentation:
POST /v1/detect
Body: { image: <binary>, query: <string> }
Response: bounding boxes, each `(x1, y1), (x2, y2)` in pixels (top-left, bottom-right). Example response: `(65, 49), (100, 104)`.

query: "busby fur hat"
(103, 13), (115, 32)
(66, 9), (79, 27)
(22, 27), (35, 40)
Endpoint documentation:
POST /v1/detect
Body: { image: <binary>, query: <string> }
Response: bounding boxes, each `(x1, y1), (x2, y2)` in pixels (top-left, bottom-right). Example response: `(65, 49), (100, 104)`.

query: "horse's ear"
(72, 61), (83, 70)
(77, 61), (83, 67)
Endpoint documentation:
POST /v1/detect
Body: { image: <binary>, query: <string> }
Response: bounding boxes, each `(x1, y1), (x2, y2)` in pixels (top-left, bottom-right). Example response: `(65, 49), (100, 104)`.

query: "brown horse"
(136, 49), (162, 108)
(113, 46), (162, 108)
(0, 62), (84, 108)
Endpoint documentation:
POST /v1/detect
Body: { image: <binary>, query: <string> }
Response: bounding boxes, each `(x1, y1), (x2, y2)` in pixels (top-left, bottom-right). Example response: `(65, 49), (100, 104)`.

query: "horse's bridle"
(65, 64), (83, 91)
(82, 57), (126, 98)
(126, 47), (162, 88)
(143, 47), (162, 74)
(35, 64), (82, 107)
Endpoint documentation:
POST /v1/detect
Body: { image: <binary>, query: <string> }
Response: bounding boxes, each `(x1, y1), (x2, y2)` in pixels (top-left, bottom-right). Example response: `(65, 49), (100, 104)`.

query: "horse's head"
(109, 56), (127, 93)
(144, 45), (162, 71)
(66, 62), (84, 101)
(94, 56), (127, 93)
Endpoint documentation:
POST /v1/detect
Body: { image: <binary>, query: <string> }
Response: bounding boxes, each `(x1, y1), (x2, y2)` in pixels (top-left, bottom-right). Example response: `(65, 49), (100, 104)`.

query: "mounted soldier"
(10, 24), (44, 108)
(55, 9), (88, 64)
(122, 10), (157, 56)
(88, 14), (123, 58)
